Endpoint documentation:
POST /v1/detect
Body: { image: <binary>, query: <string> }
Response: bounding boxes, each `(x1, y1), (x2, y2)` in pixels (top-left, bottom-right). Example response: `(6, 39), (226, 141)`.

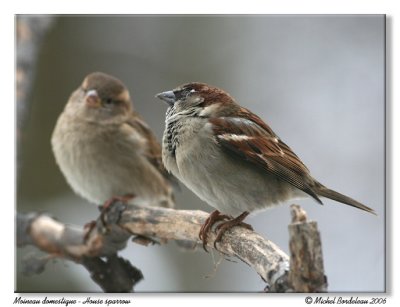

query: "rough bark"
(17, 204), (291, 292)
(288, 204), (328, 292)
(17, 203), (327, 292)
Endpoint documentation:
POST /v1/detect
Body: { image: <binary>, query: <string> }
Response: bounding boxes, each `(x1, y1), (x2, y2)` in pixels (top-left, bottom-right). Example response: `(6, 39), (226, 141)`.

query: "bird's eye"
(174, 90), (184, 100)
(175, 88), (194, 101)
(104, 98), (113, 105)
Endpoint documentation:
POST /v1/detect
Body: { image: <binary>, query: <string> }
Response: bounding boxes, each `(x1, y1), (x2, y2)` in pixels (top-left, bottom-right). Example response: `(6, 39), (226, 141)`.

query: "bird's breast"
(162, 118), (307, 216)
(52, 116), (165, 204)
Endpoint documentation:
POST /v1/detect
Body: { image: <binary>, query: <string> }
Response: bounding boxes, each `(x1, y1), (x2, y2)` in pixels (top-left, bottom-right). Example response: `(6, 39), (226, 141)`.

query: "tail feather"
(316, 185), (376, 215)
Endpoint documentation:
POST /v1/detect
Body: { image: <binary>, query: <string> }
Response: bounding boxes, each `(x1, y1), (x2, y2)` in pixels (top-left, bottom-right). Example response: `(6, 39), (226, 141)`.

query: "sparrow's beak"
(155, 91), (176, 106)
(85, 89), (101, 108)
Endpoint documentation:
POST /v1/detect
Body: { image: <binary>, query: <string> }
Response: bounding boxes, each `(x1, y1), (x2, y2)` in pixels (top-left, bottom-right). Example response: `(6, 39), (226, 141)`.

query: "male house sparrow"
(156, 82), (375, 248)
(52, 72), (175, 210)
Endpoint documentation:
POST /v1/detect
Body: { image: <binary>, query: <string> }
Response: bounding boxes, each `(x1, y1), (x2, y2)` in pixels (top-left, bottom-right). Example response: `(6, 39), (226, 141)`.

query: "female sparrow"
(156, 82), (375, 249)
(52, 72), (175, 210)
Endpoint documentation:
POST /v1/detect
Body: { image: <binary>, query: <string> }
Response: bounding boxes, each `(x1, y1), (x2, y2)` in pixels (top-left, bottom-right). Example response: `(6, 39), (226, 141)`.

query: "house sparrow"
(51, 72), (175, 211)
(156, 82), (375, 249)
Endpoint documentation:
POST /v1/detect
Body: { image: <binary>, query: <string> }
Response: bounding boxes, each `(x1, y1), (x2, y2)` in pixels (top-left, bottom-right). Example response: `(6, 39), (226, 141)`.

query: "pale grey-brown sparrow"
(156, 82), (375, 248)
(52, 72), (175, 210)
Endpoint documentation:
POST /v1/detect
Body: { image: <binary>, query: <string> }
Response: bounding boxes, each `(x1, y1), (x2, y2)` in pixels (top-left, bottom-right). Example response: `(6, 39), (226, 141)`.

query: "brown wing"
(126, 112), (177, 185)
(210, 110), (322, 203)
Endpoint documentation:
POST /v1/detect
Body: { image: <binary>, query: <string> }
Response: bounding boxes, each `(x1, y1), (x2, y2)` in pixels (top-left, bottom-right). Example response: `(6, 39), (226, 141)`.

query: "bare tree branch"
(119, 205), (292, 292)
(17, 203), (327, 292)
(17, 208), (143, 292)
(17, 204), (291, 291)
(81, 255), (143, 293)
(288, 204), (327, 292)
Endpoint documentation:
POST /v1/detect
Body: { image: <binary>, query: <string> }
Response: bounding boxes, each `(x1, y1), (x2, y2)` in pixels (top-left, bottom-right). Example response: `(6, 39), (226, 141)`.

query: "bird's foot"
(99, 194), (135, 212)
(199, 210), (230, 252)
(82, 194), (134, 242)
(99, 194), (135, 229)
(213, 211), (253, 249)
(83, 220), (97, 242)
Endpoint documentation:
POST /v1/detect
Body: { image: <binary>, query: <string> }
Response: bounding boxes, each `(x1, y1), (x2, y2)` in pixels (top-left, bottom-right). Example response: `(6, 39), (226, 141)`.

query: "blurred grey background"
(16, 15), (385, 292)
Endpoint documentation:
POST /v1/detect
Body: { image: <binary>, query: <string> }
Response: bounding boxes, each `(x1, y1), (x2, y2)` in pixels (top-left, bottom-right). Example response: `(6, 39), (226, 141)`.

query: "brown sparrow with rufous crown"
(156, 82), (375, 249)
